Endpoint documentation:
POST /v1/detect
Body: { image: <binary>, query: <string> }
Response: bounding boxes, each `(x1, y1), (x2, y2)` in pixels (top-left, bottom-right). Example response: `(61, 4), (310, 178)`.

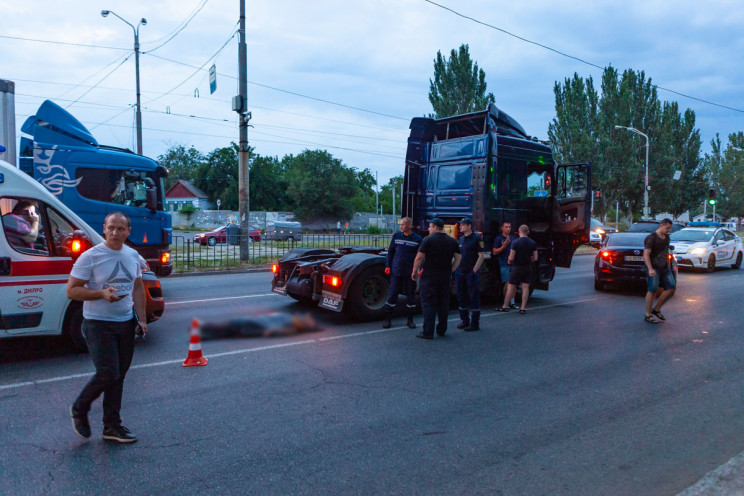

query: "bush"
(366, 225), (382, 235)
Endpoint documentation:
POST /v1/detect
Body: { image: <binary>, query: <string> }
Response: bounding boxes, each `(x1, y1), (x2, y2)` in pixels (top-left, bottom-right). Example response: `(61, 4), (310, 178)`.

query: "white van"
(0, 160), (163, 350)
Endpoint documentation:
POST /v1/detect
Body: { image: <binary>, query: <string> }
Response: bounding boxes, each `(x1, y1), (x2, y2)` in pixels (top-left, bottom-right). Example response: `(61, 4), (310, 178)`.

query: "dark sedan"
(594, 232), (677, 291)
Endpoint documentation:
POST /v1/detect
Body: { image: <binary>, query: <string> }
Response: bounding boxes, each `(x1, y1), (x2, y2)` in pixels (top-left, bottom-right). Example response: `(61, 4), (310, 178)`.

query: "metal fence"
(171, 234), (389, 272)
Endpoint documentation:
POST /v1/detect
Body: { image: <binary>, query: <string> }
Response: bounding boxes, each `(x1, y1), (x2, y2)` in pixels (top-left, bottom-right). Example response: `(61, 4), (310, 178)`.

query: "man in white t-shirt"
(67, 212), (147, 444)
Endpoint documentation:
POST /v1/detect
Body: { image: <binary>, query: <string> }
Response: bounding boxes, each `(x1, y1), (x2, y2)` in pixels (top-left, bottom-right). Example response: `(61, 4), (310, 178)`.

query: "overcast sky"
(2, 0), (742, 185)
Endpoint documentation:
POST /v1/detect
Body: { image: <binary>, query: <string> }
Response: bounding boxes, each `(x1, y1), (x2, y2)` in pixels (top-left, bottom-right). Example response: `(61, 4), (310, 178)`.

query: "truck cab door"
(552, 163), (591, 268)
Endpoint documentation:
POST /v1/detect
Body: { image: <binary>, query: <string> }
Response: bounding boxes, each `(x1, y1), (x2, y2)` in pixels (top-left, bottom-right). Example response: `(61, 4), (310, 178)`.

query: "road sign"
(209, 64), (217, 94)
(673, 170), (682, 180)
(216, 199), (221, 208)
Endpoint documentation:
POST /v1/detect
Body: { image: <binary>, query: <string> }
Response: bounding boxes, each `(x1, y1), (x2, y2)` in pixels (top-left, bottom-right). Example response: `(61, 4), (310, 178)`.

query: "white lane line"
(0, 296), (599, 392)
(168, 293), (279, 305)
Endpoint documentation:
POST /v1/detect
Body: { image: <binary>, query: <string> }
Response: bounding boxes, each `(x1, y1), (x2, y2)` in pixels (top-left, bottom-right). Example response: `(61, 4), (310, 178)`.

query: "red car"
(193, 225), (261, 246)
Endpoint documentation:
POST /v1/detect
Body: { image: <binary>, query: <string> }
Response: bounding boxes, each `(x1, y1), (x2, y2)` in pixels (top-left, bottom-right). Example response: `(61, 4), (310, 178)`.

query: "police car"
(670, 227), (743, 272)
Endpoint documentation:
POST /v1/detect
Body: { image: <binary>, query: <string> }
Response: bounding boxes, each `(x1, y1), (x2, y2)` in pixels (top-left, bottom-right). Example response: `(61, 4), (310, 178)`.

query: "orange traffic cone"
(183, 318), (208, 367)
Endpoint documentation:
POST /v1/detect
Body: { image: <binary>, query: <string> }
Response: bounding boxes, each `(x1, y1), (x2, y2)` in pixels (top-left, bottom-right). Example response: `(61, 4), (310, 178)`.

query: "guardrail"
(171, 234), (388, 272)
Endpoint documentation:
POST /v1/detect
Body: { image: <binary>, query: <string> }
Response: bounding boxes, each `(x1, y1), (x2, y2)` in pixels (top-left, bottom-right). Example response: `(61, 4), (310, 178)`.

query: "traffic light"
(708, 188), (716, 205)
(594, 191), (601, 198)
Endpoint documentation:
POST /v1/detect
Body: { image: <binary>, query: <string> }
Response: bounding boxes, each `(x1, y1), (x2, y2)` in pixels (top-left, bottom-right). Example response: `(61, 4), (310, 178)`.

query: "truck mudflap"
(318, 290), (344, 312)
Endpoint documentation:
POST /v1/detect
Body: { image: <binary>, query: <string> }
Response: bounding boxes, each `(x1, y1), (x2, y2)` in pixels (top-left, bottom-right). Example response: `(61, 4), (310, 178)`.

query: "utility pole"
(236, 0), (251, 261)
(375, 170), (379, 216)
(391, 178), (395, 218)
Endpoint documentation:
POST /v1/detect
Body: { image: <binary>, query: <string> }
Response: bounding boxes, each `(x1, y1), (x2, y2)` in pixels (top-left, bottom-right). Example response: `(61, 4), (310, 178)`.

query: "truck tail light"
(272, 264), (278, 273)
(161, 251), (171, 264)
(323, 274), (341, 287)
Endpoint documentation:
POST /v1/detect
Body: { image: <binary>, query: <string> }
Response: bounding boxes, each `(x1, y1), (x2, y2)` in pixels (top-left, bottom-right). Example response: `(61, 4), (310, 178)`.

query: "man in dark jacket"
(411, 218), (461, 339)
(455, 218), (485, 331)
(383, 217), (422, 329)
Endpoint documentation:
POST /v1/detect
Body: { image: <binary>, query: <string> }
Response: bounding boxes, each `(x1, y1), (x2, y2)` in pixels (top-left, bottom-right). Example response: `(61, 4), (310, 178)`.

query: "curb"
(168, 267), (272, 278)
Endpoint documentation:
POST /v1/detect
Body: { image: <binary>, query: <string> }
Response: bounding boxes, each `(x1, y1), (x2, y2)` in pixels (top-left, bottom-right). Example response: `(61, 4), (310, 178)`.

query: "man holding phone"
(67, 212), (147, 444)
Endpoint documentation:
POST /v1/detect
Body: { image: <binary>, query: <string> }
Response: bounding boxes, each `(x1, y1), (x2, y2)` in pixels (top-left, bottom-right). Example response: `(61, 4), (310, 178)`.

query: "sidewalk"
(677, 451), (744, 495)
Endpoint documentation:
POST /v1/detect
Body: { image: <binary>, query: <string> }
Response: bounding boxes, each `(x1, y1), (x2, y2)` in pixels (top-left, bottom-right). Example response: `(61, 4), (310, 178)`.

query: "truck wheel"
(706, 254), (716, 273)
(64, 305), (88, 353)
(346, 267), (389, 321)
(732, 252), (742, 269)
(207, 237), (217, 246)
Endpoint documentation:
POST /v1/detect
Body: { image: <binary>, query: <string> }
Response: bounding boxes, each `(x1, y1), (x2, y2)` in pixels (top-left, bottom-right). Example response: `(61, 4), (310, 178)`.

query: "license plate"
(319, 291), (343, 312)
(624, 256), (644, 262)
(272, 285), (287, 295)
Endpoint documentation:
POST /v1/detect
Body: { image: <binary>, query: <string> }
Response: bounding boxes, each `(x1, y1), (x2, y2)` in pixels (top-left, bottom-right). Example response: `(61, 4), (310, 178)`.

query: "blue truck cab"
(18, 100), (172, 276)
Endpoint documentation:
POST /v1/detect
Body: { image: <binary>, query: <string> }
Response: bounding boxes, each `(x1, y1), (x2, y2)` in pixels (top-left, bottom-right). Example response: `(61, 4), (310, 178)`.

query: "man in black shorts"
(643, 218), (676, 323)
(498, 224), (537, 314)
(411, 218), (461, 339)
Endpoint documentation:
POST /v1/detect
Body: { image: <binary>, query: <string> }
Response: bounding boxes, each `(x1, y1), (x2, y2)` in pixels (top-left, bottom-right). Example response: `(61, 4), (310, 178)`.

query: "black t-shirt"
(510, 236), (537, 267)
(418, 232), (460, 276)
(458, 233), (483, 272)
(644, 232), (670, 270)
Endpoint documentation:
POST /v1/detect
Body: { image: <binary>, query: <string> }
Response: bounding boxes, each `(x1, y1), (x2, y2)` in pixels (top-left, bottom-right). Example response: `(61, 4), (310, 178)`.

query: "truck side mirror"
(146, 188), (157, 212)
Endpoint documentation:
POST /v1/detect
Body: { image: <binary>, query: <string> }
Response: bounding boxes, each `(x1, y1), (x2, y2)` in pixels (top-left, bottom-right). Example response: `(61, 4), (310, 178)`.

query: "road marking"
(168, 293), (279, 306)
(0, 296), (599, 392)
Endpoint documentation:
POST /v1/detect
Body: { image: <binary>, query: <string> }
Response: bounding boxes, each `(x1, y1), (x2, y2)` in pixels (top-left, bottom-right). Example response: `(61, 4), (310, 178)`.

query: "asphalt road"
(2, 256), (744, 495)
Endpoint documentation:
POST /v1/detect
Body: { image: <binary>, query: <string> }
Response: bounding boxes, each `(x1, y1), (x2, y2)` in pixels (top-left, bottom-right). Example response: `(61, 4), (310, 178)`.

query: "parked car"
(590, 218), (617, 247)
(628, 220), (685, 233)
(193, 225), (261, 246)
(670, 227), (743, 272)
(594, 232), (678, 291)
(265, 221), (303, 242)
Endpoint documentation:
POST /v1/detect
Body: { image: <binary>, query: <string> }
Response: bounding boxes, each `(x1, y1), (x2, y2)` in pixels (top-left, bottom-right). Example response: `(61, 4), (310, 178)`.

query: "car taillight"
(601, 251), (611, 258)
(71, 239), (82, 253)
(323, 274), (341, 287)
(272, 264), (278, 273)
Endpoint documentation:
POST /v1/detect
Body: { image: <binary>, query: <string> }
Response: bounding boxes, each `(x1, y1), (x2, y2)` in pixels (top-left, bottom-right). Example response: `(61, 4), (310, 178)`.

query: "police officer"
(383, 217), (423, 329)
(411, 218), (461, 339)
(455, 218), (484, 331)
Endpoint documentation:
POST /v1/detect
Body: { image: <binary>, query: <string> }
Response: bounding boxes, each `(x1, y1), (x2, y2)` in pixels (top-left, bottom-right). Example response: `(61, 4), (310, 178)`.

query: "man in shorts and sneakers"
(67, 212), (147, 444)
(498, 225), (537, 314)
(491, 221), (517, 309)
(643, 218), (676, 323)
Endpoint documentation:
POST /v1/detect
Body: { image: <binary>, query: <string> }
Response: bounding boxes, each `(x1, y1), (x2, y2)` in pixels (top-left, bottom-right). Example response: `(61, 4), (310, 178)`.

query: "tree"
(157, 145), (204, 190)
(283, 150), (359, 220)
(350, 168), (376, 213)
(193, 144), (239, 210)
(249, 154), (287, 211)
(378, 175), (404, 216)
(706, 132), (744, 218)
(429, 44), (494, 118)
(179, 203), (197, 222)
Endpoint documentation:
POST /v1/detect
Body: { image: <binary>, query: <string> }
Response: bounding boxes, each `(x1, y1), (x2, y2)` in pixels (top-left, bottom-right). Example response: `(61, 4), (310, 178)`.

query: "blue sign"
(209, 64), (217, 94)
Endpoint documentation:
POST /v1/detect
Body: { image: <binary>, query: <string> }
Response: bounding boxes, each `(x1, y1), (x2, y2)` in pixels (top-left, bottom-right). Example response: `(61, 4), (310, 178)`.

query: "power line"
(423, 0), (744, 114)
(55, 53), (131, 100)
(142, 0), (210, 53)
(145, 53), (410, 120)
(65, 54), (132, 109)
(0, 34), (128, 51)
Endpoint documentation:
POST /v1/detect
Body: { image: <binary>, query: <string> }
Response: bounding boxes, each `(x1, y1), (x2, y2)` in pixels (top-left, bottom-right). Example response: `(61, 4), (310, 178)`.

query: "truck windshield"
(497, 159), (553, 203)
(76, 167), (163, 209)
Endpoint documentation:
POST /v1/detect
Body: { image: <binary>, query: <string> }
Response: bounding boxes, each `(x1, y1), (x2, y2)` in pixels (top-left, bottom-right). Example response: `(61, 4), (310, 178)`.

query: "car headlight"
(595, 228), (605, 234)
(690, 247), (706, 256)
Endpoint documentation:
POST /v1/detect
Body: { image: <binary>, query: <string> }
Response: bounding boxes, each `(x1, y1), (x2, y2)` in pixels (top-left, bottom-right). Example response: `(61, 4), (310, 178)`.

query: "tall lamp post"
(614, 125), (650, 219)
(101, 10), (146, 155)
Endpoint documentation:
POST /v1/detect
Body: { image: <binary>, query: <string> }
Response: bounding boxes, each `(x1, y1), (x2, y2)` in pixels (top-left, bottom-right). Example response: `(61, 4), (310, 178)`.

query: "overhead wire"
(423, 0), (744, 114)
(142, 0), (210, 53)
(0, 34), (128, 51)
(64, 54), (132, 109)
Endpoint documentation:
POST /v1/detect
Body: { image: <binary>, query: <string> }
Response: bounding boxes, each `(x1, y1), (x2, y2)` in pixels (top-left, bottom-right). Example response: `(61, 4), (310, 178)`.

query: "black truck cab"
(402, 103), (591, 290)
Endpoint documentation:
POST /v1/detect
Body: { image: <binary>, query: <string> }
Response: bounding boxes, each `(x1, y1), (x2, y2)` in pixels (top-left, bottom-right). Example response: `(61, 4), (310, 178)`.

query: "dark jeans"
(73, 318), (136, 428)
(455, 270), (481, 325)
(385, 274), (417, 316)
(419, 273), (451, 337)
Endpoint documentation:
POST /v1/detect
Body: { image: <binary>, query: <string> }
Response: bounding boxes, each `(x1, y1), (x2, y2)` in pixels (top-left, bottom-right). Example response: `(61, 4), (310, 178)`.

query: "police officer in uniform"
(455, 218), (485, 331)
(411, 218), (461, 339)
(383, 217), (423, 329)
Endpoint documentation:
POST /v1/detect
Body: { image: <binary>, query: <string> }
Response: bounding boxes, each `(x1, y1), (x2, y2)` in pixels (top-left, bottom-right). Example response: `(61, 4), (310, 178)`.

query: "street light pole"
(614, 125), (650, 219)
(101, 10), (146, 155)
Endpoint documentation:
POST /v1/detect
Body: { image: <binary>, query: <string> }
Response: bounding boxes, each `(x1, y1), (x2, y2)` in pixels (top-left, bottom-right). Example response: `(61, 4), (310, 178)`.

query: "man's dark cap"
(428, 218), (444, 228)
(459, 217), (472, 225)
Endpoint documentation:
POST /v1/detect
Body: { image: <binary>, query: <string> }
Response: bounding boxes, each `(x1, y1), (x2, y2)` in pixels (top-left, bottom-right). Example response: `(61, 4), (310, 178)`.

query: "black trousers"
(419, 273), (451, 337)
(73, 318), (136, 428)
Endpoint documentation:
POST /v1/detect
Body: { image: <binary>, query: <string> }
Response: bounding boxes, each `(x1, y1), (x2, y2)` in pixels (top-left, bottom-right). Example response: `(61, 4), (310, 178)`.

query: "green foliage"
(157, 145), (205, 190)
(193, 143), (240, 211)
(179, 203), (197, 220)
(250, 154), (287, 211)
(549, 66), (706, 219)
(350, 168), (377, 213)
(283, 150), (360, 221)
(705, 132), (744, 218)
(429, 44), (494, 118)
(366, 225), (382, 235)
(378, 175), (404, 216)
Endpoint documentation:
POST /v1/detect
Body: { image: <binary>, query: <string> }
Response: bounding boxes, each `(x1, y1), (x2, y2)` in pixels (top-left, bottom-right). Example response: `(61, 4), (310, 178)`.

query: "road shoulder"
(678, 451), (744, 495)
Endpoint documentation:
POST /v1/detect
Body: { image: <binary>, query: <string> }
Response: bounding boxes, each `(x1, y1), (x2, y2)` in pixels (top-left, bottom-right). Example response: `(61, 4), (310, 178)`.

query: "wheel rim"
(361, 275), (387, 309)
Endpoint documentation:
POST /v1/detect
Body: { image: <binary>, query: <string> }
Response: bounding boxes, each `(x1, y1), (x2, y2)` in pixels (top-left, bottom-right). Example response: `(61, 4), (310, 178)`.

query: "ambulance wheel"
(65, 305), (88, 353)
(346, 267), (389, 321)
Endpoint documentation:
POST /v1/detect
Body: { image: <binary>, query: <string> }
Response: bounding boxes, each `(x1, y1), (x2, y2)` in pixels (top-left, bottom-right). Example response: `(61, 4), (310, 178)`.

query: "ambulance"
(0, 159), (164, 350)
